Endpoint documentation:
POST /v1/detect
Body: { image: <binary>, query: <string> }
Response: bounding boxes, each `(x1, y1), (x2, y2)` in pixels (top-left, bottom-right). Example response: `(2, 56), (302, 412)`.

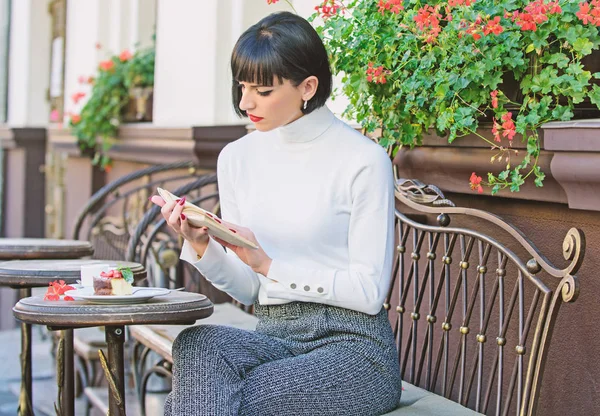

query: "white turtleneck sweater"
(180, 106), (395, 315)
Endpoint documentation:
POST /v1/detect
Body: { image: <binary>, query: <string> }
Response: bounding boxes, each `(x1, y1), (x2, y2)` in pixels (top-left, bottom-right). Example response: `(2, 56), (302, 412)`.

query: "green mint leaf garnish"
(117, 266), (134, 284)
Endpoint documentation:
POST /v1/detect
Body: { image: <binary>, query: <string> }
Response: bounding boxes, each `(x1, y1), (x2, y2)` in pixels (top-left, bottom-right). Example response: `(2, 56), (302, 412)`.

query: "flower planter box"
(496, 49), (600, 120)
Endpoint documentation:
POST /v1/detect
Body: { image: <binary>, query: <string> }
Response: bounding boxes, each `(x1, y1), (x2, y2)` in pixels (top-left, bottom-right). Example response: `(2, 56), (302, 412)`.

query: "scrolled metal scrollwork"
(559, 274), (579, 303)
(396, 178), (456, 207)
(561, 228), (586, 275)
(395, 178), (586, 280)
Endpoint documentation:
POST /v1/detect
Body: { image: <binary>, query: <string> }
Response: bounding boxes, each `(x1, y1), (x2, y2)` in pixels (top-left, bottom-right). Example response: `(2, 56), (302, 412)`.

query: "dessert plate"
(64, 287), (170, 304)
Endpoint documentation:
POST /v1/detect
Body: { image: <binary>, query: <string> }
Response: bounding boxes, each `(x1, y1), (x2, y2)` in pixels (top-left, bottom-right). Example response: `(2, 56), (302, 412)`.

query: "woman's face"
(237, 77), (313, 132)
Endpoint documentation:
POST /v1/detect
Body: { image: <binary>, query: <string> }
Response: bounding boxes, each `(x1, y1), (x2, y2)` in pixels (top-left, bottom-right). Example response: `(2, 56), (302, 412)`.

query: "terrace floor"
(0, 323), (167, 415)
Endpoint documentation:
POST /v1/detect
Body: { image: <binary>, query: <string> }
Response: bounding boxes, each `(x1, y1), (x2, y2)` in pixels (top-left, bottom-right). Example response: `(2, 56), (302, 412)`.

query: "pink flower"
(71, 91), (86, 104)
(49, 109), (60, 122)
(119, 49), (133, 61)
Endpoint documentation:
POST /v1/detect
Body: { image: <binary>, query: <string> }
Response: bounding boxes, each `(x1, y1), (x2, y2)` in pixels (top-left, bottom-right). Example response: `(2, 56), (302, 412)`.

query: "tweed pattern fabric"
(164, 302), (402, 415)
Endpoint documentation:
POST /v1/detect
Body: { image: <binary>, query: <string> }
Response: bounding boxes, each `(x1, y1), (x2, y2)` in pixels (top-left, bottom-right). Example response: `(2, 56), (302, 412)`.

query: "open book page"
(156, 187), (258, 250)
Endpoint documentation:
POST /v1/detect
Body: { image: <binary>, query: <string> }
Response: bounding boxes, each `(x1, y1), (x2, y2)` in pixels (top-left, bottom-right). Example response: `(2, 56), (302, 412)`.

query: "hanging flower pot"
(122, 86), (154, 122)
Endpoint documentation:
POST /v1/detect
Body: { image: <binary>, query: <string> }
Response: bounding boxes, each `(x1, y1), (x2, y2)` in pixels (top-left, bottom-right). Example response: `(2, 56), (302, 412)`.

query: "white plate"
(64, 287), (170, 304)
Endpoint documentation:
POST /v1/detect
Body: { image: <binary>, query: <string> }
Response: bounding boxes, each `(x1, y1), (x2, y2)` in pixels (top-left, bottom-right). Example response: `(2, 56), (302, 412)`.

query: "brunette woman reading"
(151, 11), (402, 416)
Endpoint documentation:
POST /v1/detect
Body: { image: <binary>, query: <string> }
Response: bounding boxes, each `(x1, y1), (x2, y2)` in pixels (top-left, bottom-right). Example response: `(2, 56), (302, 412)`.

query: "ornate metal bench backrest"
(72, 161), (204, 260)
(388, 179), (585, 415)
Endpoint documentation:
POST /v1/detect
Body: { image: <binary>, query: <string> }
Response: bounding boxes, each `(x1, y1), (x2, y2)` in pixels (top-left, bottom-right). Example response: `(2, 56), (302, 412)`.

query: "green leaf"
(498, 170), (509, 181)
(117, 266), (134, 284)
(510, 170), (525, 192)
(543, 53), (570, 69)
(573, 38), (594, 56)
(534, 166), (546, 187)
(589, 85), (600, 108)
(552, 105), (575, 120)
(491, 184), (501, 195)
(525, 44), (535, 54)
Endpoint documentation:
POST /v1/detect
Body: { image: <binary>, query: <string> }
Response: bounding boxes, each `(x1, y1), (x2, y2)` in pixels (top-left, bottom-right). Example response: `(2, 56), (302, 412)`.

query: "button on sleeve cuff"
(266, 259), (331, 298)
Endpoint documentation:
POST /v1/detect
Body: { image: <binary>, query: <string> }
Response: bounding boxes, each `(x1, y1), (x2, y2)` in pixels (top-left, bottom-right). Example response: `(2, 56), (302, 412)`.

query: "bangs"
(231, 35), (286, 86)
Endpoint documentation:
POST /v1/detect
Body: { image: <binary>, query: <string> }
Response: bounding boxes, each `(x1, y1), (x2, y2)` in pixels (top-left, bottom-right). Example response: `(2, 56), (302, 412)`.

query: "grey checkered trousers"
(163, 301), (402, 415)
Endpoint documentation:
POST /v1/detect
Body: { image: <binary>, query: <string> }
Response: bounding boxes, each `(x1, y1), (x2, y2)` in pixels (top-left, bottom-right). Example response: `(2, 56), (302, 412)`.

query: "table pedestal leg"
(103, 325), (126, 416)
(62, 329), (75, 416)
(17, 288), (33, 416)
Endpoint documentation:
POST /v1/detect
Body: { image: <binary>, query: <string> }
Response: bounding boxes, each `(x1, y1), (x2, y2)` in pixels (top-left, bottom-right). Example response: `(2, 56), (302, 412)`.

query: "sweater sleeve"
(179, 146), (260, 305)
(264, 151), (395, 315)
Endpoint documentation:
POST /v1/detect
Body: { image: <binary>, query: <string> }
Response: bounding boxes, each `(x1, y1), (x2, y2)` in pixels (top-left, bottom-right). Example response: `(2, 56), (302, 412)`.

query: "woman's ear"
(301, 76), (319, 101)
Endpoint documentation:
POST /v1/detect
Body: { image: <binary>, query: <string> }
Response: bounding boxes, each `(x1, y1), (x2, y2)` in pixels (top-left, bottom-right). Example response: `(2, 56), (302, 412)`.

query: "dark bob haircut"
(231, 11), (332, 117)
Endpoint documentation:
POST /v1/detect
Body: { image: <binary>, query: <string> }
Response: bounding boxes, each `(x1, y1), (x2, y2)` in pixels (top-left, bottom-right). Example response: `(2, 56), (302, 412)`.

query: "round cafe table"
(0, 258), (144, 416)
(14, 291), (213, 416)
(0, 238), (94, 260)
(0, 238), (93, 416)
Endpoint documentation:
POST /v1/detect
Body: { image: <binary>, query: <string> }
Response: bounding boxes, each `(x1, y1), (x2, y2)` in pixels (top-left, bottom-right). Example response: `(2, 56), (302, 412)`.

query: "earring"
(303, 100), (308, 110)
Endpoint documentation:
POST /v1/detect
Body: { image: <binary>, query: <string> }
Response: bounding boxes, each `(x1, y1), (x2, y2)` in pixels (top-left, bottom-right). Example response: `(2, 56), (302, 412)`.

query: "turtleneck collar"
(274, 105), (336, 144)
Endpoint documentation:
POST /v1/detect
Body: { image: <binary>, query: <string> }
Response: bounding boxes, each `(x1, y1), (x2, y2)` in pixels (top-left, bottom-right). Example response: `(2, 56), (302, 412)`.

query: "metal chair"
(68, 161), (208, 406)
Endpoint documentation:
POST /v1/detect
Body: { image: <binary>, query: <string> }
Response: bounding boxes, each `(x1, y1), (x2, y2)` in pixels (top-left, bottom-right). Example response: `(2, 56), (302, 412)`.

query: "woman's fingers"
(179, 213), (191, 236)
(160, 200), (177, 218)
(167, 197), (186, 227)
(149, 195), (166, 207)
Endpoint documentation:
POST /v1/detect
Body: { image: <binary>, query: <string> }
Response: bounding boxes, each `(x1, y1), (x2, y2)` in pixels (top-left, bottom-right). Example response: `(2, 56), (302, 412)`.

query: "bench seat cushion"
(383, 382), (482, 415)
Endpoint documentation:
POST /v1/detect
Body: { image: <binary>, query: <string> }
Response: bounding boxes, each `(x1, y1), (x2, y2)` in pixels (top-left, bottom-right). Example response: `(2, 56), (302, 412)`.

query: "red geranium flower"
(44, 280), (75, 301)
(99, 60), (114, 71)
(501, 112), (516, 142)
(70, 114), (81, 125)
(490, 90), (499, 108)
(484, 16), (504, 36)
(378, 0), (404, 15)
(469, 172), (484, 193)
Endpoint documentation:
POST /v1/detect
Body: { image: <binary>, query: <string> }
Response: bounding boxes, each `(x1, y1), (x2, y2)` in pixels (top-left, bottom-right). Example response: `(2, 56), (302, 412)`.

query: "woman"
(152, 11), (402, 416)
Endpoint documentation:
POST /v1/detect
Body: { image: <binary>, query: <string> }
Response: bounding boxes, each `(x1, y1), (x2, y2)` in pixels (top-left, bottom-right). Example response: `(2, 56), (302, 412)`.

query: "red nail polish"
(229, 228), (237, 233)
(179, 197), (186, 205)
(180, 213), (186, 220)
(215, 218), (221, 224)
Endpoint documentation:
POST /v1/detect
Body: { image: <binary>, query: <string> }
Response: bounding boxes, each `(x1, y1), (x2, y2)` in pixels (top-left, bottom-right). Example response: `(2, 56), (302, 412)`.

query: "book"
(156, 187), (259, 250)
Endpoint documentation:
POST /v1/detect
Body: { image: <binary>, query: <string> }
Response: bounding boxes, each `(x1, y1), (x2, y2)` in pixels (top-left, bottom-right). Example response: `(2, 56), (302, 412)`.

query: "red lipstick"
(248, 114), (264, 123)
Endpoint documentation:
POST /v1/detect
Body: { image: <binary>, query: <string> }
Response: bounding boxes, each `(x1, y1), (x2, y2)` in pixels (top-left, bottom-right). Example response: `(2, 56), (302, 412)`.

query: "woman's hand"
(149, 195), (210, 256)
(212, 221), (273, 278)
(149, 195), (272, 276)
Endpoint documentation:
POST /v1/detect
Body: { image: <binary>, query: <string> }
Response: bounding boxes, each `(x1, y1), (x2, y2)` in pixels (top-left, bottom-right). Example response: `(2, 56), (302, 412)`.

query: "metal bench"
(128, 178), (586, 415)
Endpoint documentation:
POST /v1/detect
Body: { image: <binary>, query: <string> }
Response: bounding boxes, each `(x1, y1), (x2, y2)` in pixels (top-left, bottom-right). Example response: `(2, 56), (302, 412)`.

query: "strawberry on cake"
(93, 267), (134, 295)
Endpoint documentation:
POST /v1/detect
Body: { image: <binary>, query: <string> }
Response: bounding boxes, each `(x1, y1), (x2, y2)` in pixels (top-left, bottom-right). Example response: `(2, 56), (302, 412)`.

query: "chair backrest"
(125, 173), (240, 307)
(72, 161), (204, 260)
(388, 179), (585, 416)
